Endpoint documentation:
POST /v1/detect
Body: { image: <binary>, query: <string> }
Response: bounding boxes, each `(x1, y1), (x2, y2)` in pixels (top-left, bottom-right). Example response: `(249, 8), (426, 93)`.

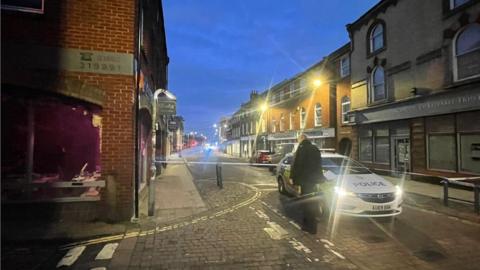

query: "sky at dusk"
(163, 0), (380, 138)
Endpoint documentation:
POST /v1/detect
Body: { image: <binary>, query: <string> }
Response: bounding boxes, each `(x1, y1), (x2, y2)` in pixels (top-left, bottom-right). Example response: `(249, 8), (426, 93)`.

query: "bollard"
(216, 163), (223, 189)
(442, 180), (449, 207)
(474, 184), (479, 215)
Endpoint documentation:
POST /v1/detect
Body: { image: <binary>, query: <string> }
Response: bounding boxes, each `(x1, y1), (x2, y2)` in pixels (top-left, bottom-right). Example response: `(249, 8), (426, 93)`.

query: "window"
(280, 113), (285, 131)
(283, 87), (290, 99)
(450, 0), (470, 9)
(370, 23), (384, 53)
(290, 83), (295, 96)
(289, 112), (294, 130)
(261, 118), (266, 133)
(459, 133), (480, 173)
(454, 23), (480, 81)
(374, 129), (390, 164)
(341, 96), (350, 124)
(371, 66), (386, 102)
(300, 78), (306, 89)
(272, 117), (276, 133)
(359, 129), (373, 162)
(314, 104), (322, 127)
(428, 135), (457, 171)
(300, 107), (306, 129)
(340, 56), (350, 77)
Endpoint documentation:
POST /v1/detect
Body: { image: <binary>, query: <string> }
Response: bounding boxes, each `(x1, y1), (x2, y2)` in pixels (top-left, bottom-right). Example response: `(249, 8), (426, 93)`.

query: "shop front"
(1, 88), (104, 206)
(351, 88), (480, 176)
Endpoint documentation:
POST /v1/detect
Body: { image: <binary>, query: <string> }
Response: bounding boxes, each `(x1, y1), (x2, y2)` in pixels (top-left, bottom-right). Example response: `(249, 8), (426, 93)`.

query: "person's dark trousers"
(301, 183), (318, 234)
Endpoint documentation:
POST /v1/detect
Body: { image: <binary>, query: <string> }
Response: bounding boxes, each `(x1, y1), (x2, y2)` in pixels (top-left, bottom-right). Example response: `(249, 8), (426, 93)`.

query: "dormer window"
(369, 23), (385, 54)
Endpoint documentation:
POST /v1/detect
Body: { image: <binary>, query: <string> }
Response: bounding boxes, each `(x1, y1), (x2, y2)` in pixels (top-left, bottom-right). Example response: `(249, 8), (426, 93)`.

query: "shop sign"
(355, 89), (480, 124)
(3, 43), (134, 75)
(158, 100), (176, 115)
(168, 120), (178, 131)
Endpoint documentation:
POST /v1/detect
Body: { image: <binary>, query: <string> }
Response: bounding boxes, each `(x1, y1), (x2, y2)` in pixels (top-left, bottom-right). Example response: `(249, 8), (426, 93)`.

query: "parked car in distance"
(269, 143), (297, 171)
(250, 150), (272, 164)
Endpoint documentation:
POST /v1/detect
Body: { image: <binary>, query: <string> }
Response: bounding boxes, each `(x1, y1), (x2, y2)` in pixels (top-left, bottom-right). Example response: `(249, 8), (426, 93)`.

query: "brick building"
(1, 0), (168, 221)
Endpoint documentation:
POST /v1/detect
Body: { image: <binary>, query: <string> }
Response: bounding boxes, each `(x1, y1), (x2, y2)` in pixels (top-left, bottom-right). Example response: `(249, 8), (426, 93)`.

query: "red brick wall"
(2, 0), (136, 220)
(2, 0), (135, 53)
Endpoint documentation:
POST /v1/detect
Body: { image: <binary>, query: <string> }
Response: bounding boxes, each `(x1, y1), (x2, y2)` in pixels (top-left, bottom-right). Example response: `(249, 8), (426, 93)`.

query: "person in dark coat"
(290, 134), (324, 234)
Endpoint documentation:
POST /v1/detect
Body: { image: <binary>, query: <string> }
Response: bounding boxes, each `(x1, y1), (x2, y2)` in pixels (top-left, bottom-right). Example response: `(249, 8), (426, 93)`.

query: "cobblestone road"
(5, 150), (480, 270)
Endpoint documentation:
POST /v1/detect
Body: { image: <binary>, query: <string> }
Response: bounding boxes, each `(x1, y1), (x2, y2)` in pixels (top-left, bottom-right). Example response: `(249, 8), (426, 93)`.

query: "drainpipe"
(149, 88), (165, 216)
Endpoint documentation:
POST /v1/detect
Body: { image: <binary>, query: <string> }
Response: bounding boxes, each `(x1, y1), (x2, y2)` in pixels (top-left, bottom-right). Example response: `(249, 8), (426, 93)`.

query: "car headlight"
(334, 186), (355, 197)
(395, 185), (403, 197)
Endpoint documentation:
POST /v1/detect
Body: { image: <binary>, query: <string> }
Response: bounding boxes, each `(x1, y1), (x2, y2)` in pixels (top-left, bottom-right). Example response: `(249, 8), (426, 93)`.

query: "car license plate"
(372, 205), (391, 211)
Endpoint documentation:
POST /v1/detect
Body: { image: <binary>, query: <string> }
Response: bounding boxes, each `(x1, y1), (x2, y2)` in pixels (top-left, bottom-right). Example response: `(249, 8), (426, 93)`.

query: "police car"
(276, 152), (403, 217)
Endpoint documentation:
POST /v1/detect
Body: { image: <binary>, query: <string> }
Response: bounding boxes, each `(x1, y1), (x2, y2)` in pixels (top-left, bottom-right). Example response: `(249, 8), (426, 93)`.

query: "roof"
(346, 0), (398, 33)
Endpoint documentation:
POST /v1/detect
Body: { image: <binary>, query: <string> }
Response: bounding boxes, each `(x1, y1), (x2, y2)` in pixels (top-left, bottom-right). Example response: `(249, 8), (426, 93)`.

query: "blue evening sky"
(163, 0), (379, 138)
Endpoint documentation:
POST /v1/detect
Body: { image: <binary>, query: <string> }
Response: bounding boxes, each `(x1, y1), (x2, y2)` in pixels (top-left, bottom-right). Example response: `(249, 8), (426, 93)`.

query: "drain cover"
(414, 249), (446, 262)
(361, 235), (386, 243)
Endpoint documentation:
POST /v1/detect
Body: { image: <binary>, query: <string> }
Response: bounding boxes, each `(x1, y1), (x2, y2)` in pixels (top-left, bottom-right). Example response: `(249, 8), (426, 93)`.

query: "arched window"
(370, 23), (384, 53)
(300, 107), (306, 129)
(272, 117), (276, 133)
(454, 23), (480, 81)
(314, 103), (322, 127)
(341, 96), (351, 124)
(371, 66), (386, 102)
(280, 113), (285, 131)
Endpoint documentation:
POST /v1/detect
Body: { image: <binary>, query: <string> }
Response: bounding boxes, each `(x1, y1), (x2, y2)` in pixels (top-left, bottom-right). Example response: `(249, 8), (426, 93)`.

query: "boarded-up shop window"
(359, 129), (373, 162)
(427, 115), (456, 171)
(457, 111), (480, 173)
(374, 128), (390, 164)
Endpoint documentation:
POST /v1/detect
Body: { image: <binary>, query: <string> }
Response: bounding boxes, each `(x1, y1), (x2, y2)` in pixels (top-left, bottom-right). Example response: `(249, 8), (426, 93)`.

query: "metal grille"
(357, 192), (395, 203)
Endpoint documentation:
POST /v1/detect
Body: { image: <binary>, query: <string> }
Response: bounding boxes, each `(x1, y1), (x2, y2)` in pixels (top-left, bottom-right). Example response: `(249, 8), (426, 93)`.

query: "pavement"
(2, 148), (480, 270)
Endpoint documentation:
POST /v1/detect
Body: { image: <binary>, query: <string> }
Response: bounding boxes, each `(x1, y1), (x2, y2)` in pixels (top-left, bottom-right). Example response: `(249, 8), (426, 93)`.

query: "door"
(394, 138), (410, 172)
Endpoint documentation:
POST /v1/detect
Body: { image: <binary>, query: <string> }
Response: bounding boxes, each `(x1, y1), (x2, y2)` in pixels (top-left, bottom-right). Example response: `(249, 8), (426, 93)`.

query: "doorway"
(393, 137), (410, 173)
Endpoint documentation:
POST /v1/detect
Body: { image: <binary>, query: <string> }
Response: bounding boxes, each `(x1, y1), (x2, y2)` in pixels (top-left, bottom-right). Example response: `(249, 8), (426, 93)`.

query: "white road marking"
(263, 221), (289, 240)
(320, 239), (334, 247)
(289, 220), (302, 230)
(90, 267), (107, 270)
(289, 238), (312, 254)
(255, 209), (270, 220)
(95, 243), (119, 260)
(57, 246), (86, 268)
(251, 183), (277, 187)
(324, 244), (346, 260)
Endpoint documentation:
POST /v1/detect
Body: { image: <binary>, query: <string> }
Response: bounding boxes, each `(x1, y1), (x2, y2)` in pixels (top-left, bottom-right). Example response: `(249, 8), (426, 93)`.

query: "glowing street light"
(213, 124), (217, 128)
(223, 124), (228, 128)
(260, 103), (268, 112)
(313, 79), (322, 87)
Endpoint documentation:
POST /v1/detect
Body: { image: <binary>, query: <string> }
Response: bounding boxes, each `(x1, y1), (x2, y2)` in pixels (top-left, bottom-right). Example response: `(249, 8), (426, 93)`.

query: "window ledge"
(368, 99), (389, 107)
(443, 0), (480, 20)
(367, 47), (386, 59)
(445, 76), (480, 89)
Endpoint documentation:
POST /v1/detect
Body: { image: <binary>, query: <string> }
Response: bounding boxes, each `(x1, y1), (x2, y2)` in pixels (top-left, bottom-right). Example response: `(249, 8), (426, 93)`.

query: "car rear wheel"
(277, 178), (287, 195)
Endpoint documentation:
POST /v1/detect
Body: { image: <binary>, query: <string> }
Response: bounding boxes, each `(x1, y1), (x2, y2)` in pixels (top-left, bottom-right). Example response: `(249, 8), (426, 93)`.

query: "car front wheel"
(277, 178), (287, 195)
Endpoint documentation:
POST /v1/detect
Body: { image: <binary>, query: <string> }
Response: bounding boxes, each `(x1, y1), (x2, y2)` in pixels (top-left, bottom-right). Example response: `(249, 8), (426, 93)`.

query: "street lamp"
(313, 79), (322, 87)
(260, 103), (268, 112)
(213, 123), (217, 128)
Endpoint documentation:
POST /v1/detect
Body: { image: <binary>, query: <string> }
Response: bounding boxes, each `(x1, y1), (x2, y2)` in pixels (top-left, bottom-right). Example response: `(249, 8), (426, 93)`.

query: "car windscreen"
(322, 157), (371, 175)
